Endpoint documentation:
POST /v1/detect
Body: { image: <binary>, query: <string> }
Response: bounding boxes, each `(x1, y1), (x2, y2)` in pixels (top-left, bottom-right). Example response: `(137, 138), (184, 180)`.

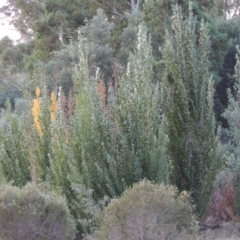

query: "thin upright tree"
(161, 5), (221, 215)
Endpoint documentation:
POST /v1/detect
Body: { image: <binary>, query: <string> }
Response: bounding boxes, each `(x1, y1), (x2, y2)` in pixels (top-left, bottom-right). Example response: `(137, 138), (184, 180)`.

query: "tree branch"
(90, 0), (125, 18)
(130, 0), (142, 14)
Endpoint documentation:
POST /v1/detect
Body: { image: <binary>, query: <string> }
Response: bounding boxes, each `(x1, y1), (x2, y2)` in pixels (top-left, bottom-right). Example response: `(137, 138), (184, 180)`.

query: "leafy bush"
(93, 180), (198, 240)
(0, 183), (76, 240)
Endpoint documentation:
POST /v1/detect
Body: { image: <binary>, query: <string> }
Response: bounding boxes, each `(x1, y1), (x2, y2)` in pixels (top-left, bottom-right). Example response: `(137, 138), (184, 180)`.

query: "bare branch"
(130, 0), (142, 14)
(90, 0), (125, 18)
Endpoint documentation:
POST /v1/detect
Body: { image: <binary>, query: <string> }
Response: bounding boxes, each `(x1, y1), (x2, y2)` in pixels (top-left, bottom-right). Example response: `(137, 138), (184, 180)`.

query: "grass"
(197, 222), (240, 240)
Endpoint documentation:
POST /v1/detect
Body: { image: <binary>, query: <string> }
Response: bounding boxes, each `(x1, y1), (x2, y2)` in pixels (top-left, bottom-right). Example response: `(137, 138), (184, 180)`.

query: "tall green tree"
(68, 22), (168, 201)
(110, 23), (168, 185)
(143, 0), (227, 78)
(161, 5), (221, 215)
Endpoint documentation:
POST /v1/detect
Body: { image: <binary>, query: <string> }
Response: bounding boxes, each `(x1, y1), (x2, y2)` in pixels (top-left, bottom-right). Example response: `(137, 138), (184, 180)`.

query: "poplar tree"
(69, 22), (168, 201)
(110, 23), (168, 186)
(161, 5), (221, 215)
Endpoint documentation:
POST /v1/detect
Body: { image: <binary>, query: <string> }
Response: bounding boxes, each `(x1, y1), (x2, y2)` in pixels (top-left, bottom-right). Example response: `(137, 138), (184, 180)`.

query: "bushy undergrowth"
(209, 171), (237, 222)
(0, 183), (76, 240)
(209, 142), (240, 223)
(93, 180), (198, 240)
(0, 7), (223, 238)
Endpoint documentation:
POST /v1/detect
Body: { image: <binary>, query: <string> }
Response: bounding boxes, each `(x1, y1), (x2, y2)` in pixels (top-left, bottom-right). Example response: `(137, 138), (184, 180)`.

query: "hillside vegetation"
(0, 0), (240, 239)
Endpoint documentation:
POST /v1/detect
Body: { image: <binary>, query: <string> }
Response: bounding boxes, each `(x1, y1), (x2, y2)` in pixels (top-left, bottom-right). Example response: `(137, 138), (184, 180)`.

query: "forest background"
(0, 0), (240, 239)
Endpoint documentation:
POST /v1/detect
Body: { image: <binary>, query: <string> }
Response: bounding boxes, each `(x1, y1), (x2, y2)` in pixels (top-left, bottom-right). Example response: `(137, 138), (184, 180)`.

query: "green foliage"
(47, 92), (99, 237)
(69, 33), (107, 194)
(0, 101), (31, 186)
(43, 25), (169, 237)
(44, 24), (169, 237)
(142, 0), (208, 53)
(32, 86), (52, 181)
(161, 5), (222, 215)
(0, 0), (44, 38)
(1, 0), (95, 42)
(69, 23), (168, 202)
(0, 182), (76, 240)
(80, 8), (114, 84)
(43, 45), (75, 92)
(215, 18), (240, 126)
(93, 179), (198, 240)
(222, 46), (240, 216)
(35, 8), (116, 93)
(110, 23), (168, 185)
(0, 3), (238, 237)
(90, 0), (129, 16)
(0, 37), (34, 96)
(117, 11), (143, 67)
(143, 0), (175, 50)
(0, 0), (96, 83)
(143, 0), (227, 82)
(215, 0), (240, 18)
(14, 97), (29, 115)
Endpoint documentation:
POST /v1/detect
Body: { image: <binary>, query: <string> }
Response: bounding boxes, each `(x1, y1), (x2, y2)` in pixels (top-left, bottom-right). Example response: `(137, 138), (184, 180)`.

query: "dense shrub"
(0, 183), (76, 240)
(93, 180), (198, 240)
